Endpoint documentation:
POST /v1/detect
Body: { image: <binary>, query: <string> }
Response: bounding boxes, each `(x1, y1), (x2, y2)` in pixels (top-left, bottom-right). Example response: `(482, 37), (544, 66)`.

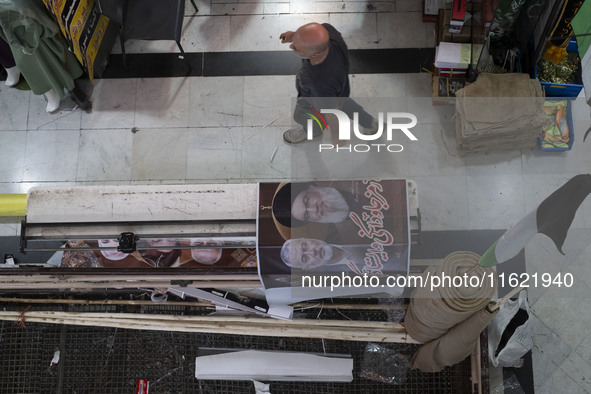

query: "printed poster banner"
(59, 238), (257, 269)
(257, 180), (410, 293)
(42, 0), (116, 81)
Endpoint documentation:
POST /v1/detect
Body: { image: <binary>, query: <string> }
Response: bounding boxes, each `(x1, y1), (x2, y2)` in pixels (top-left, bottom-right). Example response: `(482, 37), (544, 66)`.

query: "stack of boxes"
(432, 0), (472, 102)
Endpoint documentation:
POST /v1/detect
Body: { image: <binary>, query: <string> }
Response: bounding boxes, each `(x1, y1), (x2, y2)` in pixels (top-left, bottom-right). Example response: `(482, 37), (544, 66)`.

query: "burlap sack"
(456, 73), (544, 125)
(454, 73), (548, 153)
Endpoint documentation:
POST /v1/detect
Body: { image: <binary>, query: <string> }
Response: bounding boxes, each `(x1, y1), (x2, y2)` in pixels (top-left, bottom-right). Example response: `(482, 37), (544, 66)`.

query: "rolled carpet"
(404, 251), (497, 343)
(410, 302), (498, 372)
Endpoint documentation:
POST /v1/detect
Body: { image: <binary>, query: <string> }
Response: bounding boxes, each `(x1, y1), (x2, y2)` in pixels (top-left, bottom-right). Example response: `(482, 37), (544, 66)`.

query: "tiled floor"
(1, 1), (591, 392)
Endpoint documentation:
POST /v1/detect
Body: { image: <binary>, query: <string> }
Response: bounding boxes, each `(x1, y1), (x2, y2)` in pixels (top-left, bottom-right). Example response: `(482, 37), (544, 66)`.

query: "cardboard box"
(433, 75), (468, 98)
(432, 75), (469, 106)
(440, 3), (472, 43)
(451, 0), (466, 26)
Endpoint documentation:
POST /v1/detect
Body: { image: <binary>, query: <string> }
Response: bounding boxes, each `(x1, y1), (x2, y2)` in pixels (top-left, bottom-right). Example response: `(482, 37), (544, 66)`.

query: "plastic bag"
(488, 291), (533, 367)
(359, 343), (410, 384)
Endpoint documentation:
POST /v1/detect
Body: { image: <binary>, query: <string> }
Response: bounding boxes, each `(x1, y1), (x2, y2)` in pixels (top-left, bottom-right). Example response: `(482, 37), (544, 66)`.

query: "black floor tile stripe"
(99, 48), (435, 79)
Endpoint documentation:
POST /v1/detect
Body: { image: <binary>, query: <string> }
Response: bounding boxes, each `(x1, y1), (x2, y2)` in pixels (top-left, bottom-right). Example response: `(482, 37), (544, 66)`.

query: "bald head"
(291, 23), (329, 59)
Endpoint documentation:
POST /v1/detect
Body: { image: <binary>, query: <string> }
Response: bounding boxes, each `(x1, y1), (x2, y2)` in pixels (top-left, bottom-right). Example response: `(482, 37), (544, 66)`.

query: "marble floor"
(1, 1), (591, 392)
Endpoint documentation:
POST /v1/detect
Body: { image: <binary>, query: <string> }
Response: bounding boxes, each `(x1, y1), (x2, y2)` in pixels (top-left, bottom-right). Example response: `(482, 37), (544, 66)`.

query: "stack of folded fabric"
(455, 73), (547, 154)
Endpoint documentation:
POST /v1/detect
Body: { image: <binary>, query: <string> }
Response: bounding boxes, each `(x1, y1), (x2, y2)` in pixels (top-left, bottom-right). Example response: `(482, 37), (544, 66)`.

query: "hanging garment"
(549, 0), (587, 47)
(0, 0), (82, 97)
(488, 0), (527, 38)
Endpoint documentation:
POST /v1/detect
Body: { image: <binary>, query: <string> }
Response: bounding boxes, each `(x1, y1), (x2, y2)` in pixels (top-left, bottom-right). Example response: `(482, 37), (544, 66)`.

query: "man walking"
(280, 23), (377, 144)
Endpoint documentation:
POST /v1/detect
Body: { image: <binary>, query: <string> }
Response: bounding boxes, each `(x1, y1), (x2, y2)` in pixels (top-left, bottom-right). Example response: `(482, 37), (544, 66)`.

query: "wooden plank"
(0, 280), (262, 290)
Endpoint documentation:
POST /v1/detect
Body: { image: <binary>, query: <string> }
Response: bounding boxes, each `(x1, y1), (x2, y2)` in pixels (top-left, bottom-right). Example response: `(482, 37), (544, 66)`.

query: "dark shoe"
(283, 127), (308, 144)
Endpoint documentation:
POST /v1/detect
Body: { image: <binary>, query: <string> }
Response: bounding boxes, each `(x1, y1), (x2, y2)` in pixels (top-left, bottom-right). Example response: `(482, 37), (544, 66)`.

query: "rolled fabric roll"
(404, 251), (497, 343)
(0, 194), (27, 216)
(410, 302), (498, 372)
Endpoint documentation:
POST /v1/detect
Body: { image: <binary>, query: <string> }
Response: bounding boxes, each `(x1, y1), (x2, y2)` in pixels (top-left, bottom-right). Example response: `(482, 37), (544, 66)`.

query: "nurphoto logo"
(306, 109), (418, 153)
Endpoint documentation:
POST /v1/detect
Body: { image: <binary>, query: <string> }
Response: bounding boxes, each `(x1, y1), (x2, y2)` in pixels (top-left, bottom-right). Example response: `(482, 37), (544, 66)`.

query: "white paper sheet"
(195, 350), (353, 382)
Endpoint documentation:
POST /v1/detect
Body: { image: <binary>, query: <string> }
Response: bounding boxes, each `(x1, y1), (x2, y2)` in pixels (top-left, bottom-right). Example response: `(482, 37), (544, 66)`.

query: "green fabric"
(0, 0), (82, 97)
(549, 0), (586, 47)
(489, 0), (527, 38)
(571, 0), (591, 58)
(0, 0), (58, 54)
(478, 239), (499, 267)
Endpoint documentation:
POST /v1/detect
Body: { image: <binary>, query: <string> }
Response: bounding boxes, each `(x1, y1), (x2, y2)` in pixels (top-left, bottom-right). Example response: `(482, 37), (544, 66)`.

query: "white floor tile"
(377, 12), (431, 48)
(565, 238), (591, 290)
(263, 3), (291, 14)
(406, 73), (434, 97)
(77, 129), (134, 182)
(181, 16), (232, 52)
(0, 132), (27, 183)
(319, 1), (396, 13)
(575, 332), (591, 369)
(134, 78), (190, 128)
(212, 3), (264, 15)
(413, 175), (468, 231)
(535, 370), (589, 394)
(466, 174), (526, 230)
(407, 96), (453, 124)
(530, 314), (574, 389)
(243, 75), (294, 127)
(531, 280), (591, 350)
(290, 0), (317, 14)
(82, 79), (137, 129)
(229, 14), (328, 52)
(189, 77), (244, 127)
(556, 351), (591, 393)
(0, 222), (18, 237)
(0, 183), (21, 194)
(350, 73), (406, 97)
(241, 126), (291, 178)
(291, 139), (358, 180)
(23, 130), (81, 182)
(328, 13), (378, 49)
(463, 149), (523, 175)
(405, 123), (465, 177)
(26, 94), (82, 131)
(131, 128), (188, 181)
(0, 87), (30, 131)
(184, 0), (204, 15)
(112, 38), (178, 55)
(396, 0), (422, 12)
(186, 127), (243, 180)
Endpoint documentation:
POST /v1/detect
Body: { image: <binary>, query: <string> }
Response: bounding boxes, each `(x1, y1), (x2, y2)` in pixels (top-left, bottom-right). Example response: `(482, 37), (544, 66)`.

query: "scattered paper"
(50, 350), (60, 366)
(253, 380), (271, 394)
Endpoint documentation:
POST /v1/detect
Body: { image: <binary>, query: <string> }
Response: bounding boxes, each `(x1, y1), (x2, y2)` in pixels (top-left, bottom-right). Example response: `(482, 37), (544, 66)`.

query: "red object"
(451, 0), (466, 26)
(136, 380), (149, 394)
(438, 68), (467, 77)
